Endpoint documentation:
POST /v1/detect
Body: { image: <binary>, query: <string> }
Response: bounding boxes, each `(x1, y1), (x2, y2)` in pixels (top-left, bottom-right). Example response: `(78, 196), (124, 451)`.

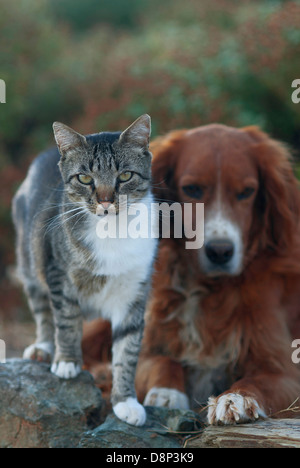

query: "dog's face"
(152, 124), (299, 278)
(175, 126), (259, 276)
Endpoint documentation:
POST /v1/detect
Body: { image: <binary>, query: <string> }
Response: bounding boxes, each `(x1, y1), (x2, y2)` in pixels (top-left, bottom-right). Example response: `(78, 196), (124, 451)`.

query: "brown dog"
(135, 124), (300, 424)
(82, 124), (300, 424)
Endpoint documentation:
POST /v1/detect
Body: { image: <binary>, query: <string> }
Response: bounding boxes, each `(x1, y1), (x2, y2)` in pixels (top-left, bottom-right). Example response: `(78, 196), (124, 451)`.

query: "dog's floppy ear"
(150, 130), (187, 203)
(244, 126), (300, 253)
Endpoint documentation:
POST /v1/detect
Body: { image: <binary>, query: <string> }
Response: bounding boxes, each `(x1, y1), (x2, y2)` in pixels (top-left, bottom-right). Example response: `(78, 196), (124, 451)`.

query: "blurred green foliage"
(0, 0), (83, 166)
(1, 0), (300, 166)
(0, 0), (300, 292)
(49, 0), (162, 30)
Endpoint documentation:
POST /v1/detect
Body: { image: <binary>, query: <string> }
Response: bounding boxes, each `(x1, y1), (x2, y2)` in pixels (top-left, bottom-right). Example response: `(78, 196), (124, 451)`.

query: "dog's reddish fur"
(136, 124), (300, 421)
(82, 124), (300, 423)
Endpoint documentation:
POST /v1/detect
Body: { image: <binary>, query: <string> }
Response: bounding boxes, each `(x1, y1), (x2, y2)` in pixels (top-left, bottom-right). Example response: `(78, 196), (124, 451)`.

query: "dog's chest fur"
(169, 271), (234, 404)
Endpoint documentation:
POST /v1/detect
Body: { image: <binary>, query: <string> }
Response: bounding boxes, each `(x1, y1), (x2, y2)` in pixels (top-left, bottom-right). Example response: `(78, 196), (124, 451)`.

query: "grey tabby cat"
(12, 114), (157, 426)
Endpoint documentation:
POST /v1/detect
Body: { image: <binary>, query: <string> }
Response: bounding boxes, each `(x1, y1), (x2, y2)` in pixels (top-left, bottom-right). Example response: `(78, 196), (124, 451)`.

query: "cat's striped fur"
(12, 115), (157, 426)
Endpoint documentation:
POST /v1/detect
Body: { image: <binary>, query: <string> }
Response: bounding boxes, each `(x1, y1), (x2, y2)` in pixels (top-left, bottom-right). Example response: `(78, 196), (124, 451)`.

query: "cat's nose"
(96, 201), (115, 216)
(96, 187), (114, 206)
(100, 201), (113, 210)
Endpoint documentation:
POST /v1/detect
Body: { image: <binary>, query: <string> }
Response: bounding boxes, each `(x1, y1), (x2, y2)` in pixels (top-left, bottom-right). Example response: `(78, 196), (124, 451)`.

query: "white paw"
(144, 387), (190, 410)
(23, 342), (54, 363)
(113, 397), (146, 426)
(207, 392), (266, 425)
(51, 361), (82, 379)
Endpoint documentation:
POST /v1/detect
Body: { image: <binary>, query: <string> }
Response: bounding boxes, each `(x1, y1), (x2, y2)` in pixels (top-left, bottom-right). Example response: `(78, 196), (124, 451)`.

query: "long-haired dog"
(83, 124), (300, 424)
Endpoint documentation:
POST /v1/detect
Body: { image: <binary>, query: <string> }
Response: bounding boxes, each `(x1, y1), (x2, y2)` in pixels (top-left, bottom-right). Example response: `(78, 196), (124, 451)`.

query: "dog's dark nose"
(205, 239), (234, 265)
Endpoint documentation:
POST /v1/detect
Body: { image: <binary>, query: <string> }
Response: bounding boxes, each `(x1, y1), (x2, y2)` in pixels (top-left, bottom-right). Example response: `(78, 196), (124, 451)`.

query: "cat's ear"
(119, 114), (151, 149)
(53, 122), (87, 157)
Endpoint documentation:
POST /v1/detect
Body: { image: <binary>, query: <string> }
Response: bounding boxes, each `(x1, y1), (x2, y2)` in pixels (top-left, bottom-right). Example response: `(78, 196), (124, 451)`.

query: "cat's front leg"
(50, 300), (83, 379)
(47, 270), (83, 379)
(22, 282), (55, 363)
(111, 300), (146, 426)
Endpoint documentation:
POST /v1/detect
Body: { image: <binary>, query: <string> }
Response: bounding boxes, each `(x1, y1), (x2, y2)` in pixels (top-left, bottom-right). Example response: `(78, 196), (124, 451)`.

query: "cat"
(12, 114), (157, 426)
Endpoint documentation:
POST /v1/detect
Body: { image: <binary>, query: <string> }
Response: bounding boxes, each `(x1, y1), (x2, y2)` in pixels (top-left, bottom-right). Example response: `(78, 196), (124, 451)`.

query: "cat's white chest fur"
(83, 195), (157, 277)
(79, 198), (157, 328)
(80, 270), (146, 328)
(85, 228), (156, 277)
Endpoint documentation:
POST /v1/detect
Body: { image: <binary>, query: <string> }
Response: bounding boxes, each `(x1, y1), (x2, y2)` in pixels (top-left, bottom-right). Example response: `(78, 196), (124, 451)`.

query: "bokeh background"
(1, 0), (300, 356)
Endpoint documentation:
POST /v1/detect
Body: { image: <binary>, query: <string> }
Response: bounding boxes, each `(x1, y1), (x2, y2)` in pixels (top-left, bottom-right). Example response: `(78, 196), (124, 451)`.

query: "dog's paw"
(113, 397), (146, 426)
(51, 361), (82, 379)
(207, 392), (266, 425)
(144, 387), (190, 410)
(23, 342), (54, 363)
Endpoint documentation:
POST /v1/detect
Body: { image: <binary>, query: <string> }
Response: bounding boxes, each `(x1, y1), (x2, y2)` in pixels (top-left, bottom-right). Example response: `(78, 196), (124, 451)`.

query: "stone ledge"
(0, 359), (103, 448)
(79, 407), (203, 448)
(0, 359), (203, 448)
(4, 359), (297, 448)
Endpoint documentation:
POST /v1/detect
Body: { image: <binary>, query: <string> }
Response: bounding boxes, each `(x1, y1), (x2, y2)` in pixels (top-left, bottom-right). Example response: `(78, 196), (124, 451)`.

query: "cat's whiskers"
(38, 201), (84, 215)
(69, 210), (89, 234)
(45, 206), (87, 234)
(57, 208), (88, 228)
(46, 206), (84, 224)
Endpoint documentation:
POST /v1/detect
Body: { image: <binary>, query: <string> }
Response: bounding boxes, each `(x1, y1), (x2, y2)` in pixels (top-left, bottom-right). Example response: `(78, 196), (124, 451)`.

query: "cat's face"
(53, 115), (152, 216)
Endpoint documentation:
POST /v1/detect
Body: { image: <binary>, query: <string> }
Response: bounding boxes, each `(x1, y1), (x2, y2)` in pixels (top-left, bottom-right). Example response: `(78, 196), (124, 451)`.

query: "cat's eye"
(77, 174), (93, 185)
(182, 184), (203, 200)
(237, 187), (255, 201)
(119, 171), (133, 183)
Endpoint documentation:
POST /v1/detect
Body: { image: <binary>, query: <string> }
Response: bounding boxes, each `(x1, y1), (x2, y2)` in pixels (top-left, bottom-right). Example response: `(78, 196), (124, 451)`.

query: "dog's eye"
(237, 187), (255, 201)
(182, 185), (203, 199)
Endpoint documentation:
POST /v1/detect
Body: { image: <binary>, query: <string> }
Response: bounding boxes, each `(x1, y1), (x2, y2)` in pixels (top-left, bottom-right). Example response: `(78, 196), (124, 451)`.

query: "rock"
(79, 407), (203, 448)
(0, 359), (103, 448)
(0, 358), (204, 448)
